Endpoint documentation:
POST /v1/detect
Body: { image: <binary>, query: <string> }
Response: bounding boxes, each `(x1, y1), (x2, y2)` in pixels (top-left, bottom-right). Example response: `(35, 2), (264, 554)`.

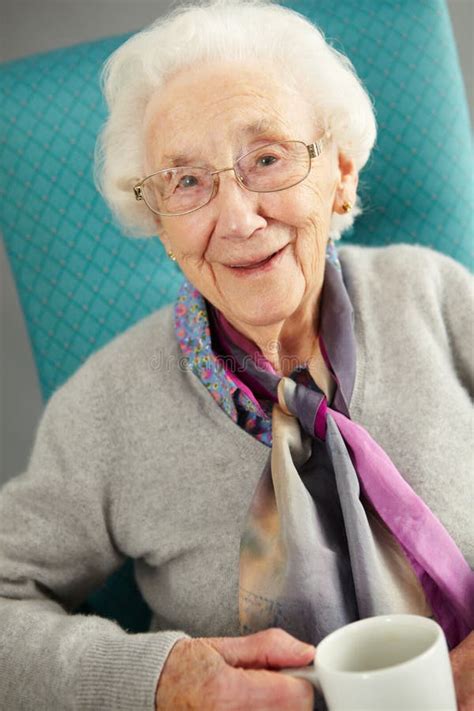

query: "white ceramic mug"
(281, 614), (457, 710)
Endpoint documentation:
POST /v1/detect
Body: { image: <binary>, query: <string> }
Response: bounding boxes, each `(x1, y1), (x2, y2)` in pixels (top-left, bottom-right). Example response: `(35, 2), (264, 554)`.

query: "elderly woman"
(0, 1), (473, 709)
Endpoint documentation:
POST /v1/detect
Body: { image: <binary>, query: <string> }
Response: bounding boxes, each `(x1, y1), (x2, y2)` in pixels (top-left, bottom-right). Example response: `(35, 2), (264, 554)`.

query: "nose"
(212, 170), (267, 241)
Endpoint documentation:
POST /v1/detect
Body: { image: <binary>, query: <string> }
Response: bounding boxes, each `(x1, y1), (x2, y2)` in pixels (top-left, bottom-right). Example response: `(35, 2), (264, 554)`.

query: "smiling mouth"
(227, 246), (286, 269)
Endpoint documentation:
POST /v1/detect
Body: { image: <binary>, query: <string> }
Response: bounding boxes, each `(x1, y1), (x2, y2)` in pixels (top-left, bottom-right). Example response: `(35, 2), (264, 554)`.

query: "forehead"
(144, 62), (314, 163)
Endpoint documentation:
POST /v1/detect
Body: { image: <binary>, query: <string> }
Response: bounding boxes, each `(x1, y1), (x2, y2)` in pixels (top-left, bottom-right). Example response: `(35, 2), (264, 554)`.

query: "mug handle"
(279, 664), (321, 691)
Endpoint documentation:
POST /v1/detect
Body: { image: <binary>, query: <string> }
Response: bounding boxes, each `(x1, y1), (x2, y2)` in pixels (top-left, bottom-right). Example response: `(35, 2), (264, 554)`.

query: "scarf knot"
(278, 376), (329, 440)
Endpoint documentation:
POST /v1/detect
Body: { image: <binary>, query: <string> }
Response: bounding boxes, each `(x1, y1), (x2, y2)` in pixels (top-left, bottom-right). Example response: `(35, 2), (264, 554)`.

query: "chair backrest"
(1, 0), (471, 632)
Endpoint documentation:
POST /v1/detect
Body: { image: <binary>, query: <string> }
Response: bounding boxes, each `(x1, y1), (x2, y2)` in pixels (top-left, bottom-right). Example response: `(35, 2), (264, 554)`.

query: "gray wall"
(1, 0), (473, 485)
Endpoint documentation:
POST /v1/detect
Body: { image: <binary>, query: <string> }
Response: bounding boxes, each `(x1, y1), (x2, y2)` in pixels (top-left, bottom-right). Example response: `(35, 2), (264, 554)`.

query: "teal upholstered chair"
(0, 0), (472, 633)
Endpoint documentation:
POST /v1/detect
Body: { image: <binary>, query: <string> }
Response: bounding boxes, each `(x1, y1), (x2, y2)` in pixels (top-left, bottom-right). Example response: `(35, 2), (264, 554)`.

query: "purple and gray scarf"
(206, 258), (474, 650)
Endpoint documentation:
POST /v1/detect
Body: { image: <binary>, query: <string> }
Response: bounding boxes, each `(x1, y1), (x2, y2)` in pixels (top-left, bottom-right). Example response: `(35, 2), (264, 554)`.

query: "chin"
(233, 284), (305, 329)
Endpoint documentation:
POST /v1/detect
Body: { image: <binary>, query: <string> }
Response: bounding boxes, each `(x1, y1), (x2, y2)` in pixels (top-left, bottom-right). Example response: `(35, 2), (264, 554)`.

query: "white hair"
(95, 0), (377, 239)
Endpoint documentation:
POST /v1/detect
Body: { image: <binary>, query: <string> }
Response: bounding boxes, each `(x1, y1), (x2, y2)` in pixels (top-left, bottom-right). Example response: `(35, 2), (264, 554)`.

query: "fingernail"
(292, 641), (315, 656)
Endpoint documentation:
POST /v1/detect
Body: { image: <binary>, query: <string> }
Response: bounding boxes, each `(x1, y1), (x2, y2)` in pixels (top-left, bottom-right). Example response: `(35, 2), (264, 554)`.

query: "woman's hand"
(450, 630), (474, 711)
(155, 627), (315, 710)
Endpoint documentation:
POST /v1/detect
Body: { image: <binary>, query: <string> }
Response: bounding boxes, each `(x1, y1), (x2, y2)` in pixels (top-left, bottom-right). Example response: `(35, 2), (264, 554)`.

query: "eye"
(178, 174), (199, 189)
(257, 154), (278, 168)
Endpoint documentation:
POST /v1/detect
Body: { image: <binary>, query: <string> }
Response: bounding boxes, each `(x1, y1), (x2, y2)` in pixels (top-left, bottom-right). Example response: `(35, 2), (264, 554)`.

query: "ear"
(332, 152), (359, 214)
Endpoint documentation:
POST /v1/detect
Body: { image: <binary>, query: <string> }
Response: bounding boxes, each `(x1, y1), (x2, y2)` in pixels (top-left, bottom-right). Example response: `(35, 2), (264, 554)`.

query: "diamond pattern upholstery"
(1, 35), (182, 401)
(0, 0), (472, 633)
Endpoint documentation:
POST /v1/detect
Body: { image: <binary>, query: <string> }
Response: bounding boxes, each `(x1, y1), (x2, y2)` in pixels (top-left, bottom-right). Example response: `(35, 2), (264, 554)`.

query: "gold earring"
(167, 250), (177, 261)
(342, 200), (353, 213)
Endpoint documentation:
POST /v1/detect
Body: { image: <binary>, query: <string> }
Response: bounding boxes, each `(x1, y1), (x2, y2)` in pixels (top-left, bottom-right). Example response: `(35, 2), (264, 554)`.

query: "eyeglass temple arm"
(134, 185), (143, 201)
(308, 131), (330, 159)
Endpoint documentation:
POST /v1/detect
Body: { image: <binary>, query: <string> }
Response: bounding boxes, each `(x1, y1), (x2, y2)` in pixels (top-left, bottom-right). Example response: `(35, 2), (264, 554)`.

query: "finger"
(209, 628), (315, 669)
(226, 666), (315, 711)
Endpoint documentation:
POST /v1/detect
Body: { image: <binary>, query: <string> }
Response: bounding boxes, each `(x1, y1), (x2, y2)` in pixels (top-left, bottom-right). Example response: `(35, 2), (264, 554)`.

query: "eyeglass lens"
(140, 141), (310, 215)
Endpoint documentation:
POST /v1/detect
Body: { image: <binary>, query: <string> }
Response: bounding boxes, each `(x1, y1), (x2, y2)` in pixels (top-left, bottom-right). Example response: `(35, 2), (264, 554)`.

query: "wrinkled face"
(143, 62), (342, 329)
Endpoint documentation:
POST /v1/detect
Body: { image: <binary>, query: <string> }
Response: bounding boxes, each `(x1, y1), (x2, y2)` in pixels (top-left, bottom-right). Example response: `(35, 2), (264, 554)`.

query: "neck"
(226, 284), (323, 378)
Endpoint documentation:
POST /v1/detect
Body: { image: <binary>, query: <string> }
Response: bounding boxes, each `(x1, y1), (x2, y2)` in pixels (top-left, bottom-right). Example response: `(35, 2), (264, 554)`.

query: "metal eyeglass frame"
(133, 134), (329, 217)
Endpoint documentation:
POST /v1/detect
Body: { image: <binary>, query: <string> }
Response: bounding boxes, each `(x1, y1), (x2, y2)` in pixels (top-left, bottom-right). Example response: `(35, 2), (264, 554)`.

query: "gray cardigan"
(0, 244), (472, 711)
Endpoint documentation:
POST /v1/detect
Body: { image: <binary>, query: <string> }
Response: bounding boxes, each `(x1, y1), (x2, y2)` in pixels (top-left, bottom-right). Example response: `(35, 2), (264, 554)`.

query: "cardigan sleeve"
(0, 359), (188, 711)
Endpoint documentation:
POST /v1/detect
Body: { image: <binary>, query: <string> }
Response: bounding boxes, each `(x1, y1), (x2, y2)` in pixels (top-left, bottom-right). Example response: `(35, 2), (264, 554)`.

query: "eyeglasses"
(133, 135), (328, 217)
